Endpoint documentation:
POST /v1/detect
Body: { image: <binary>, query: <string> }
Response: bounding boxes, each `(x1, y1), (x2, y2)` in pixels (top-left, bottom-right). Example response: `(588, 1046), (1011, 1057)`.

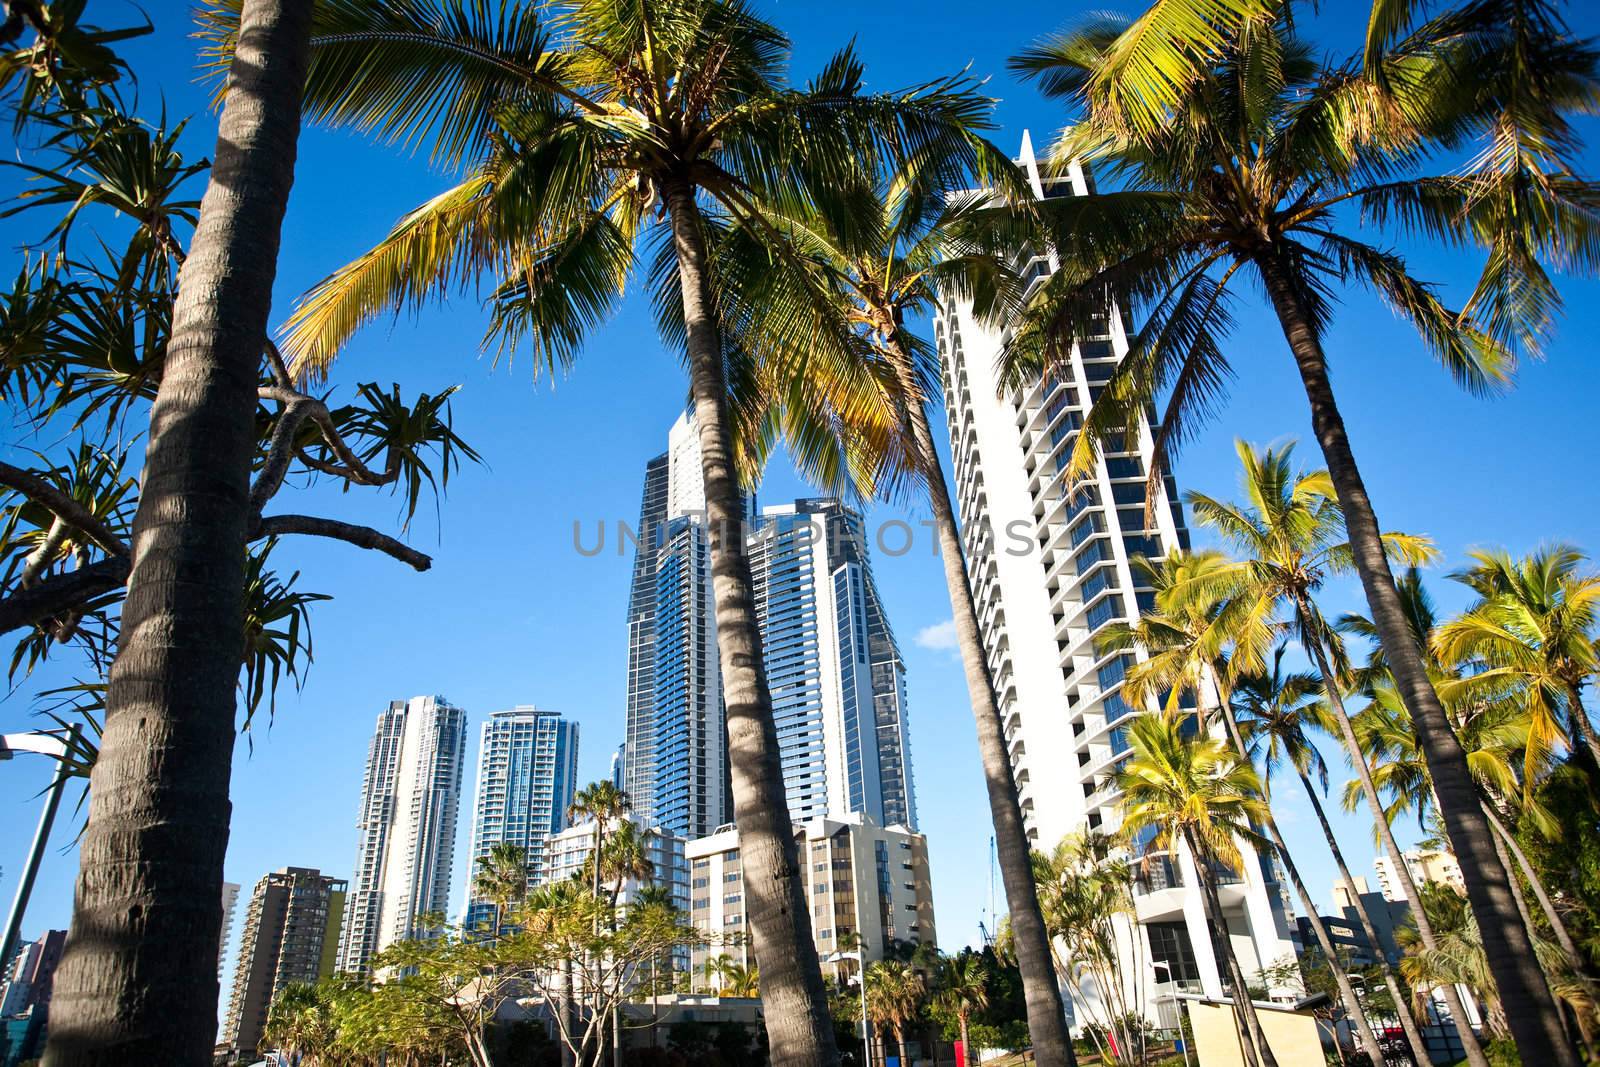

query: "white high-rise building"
(219, 881), (240, 979)
(934, 134), (1295, 1014)
(336, 695), (468, 975)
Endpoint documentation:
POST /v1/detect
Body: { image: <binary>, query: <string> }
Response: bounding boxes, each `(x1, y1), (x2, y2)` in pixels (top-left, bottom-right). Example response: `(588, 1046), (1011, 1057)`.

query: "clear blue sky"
(2, 0), (1597, 1009)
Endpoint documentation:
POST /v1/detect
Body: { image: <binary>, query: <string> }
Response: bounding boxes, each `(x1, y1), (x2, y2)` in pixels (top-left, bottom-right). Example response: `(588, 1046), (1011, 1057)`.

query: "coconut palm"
(1436, 546), (1600, 790)
(722, 153), (1079, 1063)
(1234, 650), (1431, 1062)
(865, 959), (925, 1067)
(43, 2), (314, 1061)
(472, 842), (531, 940)
(569, 781), (629, 909)
(597, 819), (656, 908)
(1117, 710), (1276, 1067)
(935, 954), (990, 1067)
(224, 3), (1000, 1056)
(1104, 552), (1389, 1065)
(1175, 439), (1493, 1055)
(262, 982), (337, 1067)
(1004, 1), (1599, 1056)
(720, 961), (760, 999)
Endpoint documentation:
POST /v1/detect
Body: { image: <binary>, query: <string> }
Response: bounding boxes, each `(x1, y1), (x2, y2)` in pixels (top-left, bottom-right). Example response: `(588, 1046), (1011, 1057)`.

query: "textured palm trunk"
(1481, 801), (1584, 969)
(1211, 697), (1386, 1065)
(1257, 251), (1574, 1066)
(959, 1014), (971, 1067)
(663, 181), (838, 1065)
(1563, 681), (1600, 788)
(1295, 599), (1487, 1065)
(889, 342), (1075, 1067)
(42, 1), (311, 1063)
(1181, 828), (1276, 1067)
(1295, 766), (1431, 1063)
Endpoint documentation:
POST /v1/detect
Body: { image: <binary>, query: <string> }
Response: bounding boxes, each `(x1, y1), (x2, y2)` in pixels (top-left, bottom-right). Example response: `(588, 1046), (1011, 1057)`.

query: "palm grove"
(0, 0), (1594, 1064)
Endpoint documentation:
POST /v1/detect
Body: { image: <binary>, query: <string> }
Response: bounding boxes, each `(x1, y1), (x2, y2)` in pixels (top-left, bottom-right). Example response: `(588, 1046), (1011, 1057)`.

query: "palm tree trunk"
(893, 345), (1075, 1067)
(662, 179), (838, 1066)
(1480, 801), (1584, 969)
(42, 2), (311, 1063)
(1562, 681), (1600, 788)
(1181, 829), (1275, 1067)
(959, 1014), (971, 1067)
(1295, 766), (1431, 1063)
(1262, 818), (1388, 1065)
(1258, 251), (1575, 1066)
(1208, 694), (1386, 1065)
(1293, 601), (1487, 1065)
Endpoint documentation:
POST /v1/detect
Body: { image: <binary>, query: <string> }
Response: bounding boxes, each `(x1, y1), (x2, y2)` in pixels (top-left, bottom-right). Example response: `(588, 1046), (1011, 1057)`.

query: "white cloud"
(914, 619), (959, 658)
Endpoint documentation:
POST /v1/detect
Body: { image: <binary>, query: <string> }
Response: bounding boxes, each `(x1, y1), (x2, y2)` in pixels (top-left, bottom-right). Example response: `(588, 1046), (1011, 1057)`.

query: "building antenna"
(988, 835), (997, 933)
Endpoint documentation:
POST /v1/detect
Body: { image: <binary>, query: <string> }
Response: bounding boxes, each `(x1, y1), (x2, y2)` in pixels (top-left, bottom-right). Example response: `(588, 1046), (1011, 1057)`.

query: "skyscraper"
(223, 868), (346, 1058)
(625, 409), (730, 840)
(336, 696), (467, 975)
(219, 882), (240, 979)
(934, 134), (1294, 1010)
(625, 411), (917, 836)
(747, 500), (916, 829)
(463, 706), (579, 928)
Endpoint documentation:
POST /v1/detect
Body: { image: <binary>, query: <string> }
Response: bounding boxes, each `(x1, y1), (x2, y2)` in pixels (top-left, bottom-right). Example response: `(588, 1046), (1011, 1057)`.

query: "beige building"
(1373, 849), (1465, 902)
(686, 813), (935, 983)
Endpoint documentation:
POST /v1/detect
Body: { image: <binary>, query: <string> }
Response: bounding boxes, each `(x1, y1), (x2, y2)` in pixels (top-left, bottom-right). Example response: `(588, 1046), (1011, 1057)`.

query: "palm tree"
(1104, 553), (1389, 1065)
(44, 1), (313, 1062)
(721, 961), (760, 998)
(1117, 711), (1276, 1067)
(865, 959), (925, 1067)
(934, 954), (989, 1067)
(262, 982), (337, 1067)
(598, 820), (655, 908)
(1436, 546), (1600, 789)
(1005, 4), (1598, 1057)
(1234, 651), (1431, 1062)
(244, 4), (997, 1057)
(725, 152), (1077, 1064)
(569, 781), (629, 909)
(472, 842), (531, 940)
(1177, 439), (1495, 1057)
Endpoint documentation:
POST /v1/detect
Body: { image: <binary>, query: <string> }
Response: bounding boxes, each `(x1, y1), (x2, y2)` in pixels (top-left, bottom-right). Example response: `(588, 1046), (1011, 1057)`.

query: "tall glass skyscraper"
(463, 706), (579, 929)
(336, 696), (466, 975)
(625, 413), (916, 836)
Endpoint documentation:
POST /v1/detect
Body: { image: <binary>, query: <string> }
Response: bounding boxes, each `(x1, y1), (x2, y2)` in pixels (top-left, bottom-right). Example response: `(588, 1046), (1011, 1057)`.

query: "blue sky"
(2, 0), (1598, 1010)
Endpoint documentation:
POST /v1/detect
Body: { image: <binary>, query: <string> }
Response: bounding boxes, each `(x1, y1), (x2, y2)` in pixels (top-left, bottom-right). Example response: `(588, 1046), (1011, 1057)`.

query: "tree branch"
(0, 556), (129, 636)
(253, 514), (432, 571)
(0, 461), (130, 558)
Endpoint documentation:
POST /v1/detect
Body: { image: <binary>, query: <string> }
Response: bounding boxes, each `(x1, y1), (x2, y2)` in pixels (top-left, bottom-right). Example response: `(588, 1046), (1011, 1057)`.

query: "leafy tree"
(0, 3), (467, 1062)
(1005, 0), (1599, 1056)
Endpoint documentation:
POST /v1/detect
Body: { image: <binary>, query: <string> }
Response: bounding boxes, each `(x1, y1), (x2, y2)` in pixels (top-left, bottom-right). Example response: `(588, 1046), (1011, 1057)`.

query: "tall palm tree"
(1005, 3), (1598, 1057)
(1436, 546), (1600, 789)
(473, 842), (531, 940)
(865, 959), (925, 1067)
(45, 1), (313, 1062)
(1234, 651), (1431, 1062)
(724, 154), (1078, 1064)
(598, 820), (655, 908)
(1104, 552), (1389, 1065)
(934, 954), (989, 1067)
(1177, 439), (1497, 1058)
(570, 781), (630, 907)
(235, 4), (997, 1056)
(1117, 711), (1276, 1067)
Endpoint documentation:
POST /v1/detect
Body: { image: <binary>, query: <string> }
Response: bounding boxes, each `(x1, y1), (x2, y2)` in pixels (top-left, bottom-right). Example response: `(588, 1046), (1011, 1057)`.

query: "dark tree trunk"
(1182, 829), (1276, 1067)
(662, 180), (839, 1066)
(42, 0), (312, 1062)
(1258, 251), (1577, 1067)
(893, 345), (1076, 1067)
(1296, 767), (1431, 1063)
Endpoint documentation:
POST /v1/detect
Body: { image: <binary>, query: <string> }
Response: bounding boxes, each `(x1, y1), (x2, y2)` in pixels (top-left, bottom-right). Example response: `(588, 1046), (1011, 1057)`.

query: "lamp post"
(0, 728), (79, 971)
(825, 946), (873, 1067)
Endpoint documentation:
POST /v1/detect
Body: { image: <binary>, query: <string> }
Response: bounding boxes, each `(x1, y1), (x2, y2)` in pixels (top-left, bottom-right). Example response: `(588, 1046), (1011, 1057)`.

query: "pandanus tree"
(1234, 650), (1432, 1062)
(1116, 710), (1277, 1067)
(1104, 551), (1392, 1065)
(0, 3), (467, 1063)
(1004, 0), (1600, 1056)
(220, 1), (1008, 1056)
(717, 147), (1082, 1062)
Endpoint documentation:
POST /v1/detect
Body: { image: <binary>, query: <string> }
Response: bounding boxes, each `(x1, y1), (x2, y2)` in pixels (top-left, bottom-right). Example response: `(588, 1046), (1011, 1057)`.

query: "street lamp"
(0, 727), (80, 970)
(824, 946), (873, 1067)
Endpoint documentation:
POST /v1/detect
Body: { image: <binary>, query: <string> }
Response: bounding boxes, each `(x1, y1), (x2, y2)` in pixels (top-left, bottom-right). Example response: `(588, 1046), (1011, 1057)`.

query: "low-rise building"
(685, 813), (935, 984)
(1373, 849), (1465, 903)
